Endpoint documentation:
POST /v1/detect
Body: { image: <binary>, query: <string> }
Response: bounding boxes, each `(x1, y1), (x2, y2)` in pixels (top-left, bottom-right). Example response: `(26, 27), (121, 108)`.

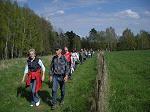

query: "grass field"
(105, 50), (150, 112)
(1, 50), (149, 112)
(0, 55), (97, 112)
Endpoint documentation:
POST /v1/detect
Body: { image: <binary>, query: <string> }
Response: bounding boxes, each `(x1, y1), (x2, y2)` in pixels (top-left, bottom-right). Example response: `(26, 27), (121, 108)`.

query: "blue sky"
(17, 0), (150, 37)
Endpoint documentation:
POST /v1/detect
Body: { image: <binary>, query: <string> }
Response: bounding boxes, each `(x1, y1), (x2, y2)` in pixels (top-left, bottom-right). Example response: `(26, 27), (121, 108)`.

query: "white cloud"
(56, 10), (64, 14)
(47, 10), (65, 17)
(35, 1), (149, 36)
(48, 10), (147, 36)
(15, 0), (28, 3)
(144, 11), (150, 16)
(115, 9), (140, 19)
(41, 0), (106, 15)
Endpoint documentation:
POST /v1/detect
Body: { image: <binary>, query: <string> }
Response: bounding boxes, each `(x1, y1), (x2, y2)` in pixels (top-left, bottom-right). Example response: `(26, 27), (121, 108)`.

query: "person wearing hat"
(49, 47), (69, 110)
(21, 49), (45, 107)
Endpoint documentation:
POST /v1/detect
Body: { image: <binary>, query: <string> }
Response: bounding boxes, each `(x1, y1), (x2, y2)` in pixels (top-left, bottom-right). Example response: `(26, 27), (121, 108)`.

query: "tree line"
(0, 0), (57, 59)
(84, 27), (150, 51)
(0, 0), (150, 60)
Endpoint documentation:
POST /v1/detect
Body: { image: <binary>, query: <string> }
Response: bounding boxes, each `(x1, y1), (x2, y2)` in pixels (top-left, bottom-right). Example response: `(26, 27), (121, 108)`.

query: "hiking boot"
(60, 100), (64, 106)
(51, 105), (56, 110)
(30, 101), (35, 107)
(50, 100), (57, 110)
(35, 99), (40, 107)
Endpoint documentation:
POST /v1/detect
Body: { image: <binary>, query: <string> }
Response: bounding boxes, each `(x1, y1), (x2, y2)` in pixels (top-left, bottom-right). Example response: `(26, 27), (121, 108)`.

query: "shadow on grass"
(140, 100), (150, 112)
(44, 81), (53, 89)
(39, 90), (52, 106)
(16, 82), (52, 106)
(16, 85), (31, 102)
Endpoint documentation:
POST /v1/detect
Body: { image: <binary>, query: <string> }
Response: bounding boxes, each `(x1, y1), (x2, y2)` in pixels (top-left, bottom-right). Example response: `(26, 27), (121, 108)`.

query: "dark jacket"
(50, 55), (70, 76)
(27, 57), (41, 72)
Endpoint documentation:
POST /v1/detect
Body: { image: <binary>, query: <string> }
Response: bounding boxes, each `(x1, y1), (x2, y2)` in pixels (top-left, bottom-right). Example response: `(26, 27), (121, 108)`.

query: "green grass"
(0, 55), (97, 112)
(105, 50), (150, 112)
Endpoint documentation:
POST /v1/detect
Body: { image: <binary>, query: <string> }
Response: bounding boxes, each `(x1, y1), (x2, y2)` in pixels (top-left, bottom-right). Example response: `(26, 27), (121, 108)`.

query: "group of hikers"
(21, 47), (94, 110)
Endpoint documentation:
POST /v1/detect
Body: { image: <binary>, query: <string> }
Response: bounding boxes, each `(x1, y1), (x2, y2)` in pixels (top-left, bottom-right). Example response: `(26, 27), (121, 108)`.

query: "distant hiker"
(90, 48), (94, 58)
(79, 49), (84, 64)
(83, 48), (87, 61)
(21, 49), (45, 107)
(84, 49), (88, 59)
(88, 50), (91, 58)
(70, 52), (75, 74)
(63, 47), (72, 79)
(71, 49), (79, 70)
(49, 47), (69, 110)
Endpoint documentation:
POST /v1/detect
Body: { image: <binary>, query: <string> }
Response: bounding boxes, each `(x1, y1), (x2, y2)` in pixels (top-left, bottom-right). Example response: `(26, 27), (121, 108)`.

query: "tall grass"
(105, 50), (150, 112)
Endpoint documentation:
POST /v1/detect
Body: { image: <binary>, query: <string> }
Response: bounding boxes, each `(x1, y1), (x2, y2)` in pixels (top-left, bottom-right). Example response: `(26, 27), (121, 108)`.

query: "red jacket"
(64, 52), (71, 62)
(26, 69), (42, 93)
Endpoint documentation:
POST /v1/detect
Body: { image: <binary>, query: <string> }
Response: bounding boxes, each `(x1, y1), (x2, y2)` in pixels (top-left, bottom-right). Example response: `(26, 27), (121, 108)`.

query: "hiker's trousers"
(52, 75), (65, 105)
(30, 79), (40, 104)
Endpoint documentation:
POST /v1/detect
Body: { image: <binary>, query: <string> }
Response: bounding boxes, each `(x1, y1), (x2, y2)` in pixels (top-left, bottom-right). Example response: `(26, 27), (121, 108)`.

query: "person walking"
(49, 47), (69, 110)
(79, 49), (84, 64)
(63, 47), (72, 79)
(21, 49), (45, 107)
(71, 49), (79, 70)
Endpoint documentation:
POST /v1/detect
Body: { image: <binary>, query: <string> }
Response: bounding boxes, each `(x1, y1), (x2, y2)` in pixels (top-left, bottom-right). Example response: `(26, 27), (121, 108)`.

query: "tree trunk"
(11, 40), (14, 59)
(4, 38), (8, 59)
(14, 48), (18, 58)
(19, 50), (22, 58)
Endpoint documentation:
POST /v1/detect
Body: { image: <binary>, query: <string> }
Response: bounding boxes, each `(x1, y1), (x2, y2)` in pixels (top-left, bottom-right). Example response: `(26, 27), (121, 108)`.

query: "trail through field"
(0, 55), (97, 112)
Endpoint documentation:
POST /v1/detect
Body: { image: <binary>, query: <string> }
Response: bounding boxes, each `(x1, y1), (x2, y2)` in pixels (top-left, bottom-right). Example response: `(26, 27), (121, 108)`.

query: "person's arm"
(64, 57), (69, 82)
(71, 55), (73, 64)
(49, 57), (54, 82)
(21, 64), (28, 83)
(76, 53), (79, 60)
(38, 59), (45, 81)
